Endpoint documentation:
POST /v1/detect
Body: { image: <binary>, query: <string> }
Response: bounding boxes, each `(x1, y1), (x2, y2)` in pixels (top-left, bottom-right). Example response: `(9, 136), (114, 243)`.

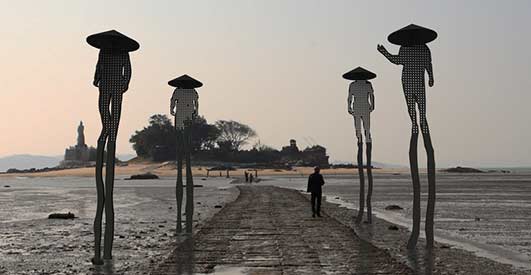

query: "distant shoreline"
(1, 161), (515, 178)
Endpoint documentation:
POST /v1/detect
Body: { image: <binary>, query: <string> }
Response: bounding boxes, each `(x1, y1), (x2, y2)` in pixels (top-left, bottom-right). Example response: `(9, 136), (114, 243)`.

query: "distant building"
(280, 139), (330, 168)
(302, 145), (330, 168)
(62, 121), (95, 167)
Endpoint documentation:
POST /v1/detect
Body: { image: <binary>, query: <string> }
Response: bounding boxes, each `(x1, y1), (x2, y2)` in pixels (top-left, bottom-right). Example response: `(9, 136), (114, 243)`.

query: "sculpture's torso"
(171, 88), (198, 129)
(349, 80), (373, 117)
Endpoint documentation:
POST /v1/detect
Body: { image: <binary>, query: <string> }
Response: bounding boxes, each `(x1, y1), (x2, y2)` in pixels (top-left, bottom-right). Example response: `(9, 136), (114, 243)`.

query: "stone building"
(280, 139), (330, 168)
(62, 121), (94, 167)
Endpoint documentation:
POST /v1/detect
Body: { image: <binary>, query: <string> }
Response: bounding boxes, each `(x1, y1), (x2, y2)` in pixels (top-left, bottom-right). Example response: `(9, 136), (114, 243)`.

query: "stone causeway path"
(151, 185), (412, 274)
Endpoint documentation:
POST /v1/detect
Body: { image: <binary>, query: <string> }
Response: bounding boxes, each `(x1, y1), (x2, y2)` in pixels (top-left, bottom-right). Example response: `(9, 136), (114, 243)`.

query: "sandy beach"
(0, 162), (408, 178)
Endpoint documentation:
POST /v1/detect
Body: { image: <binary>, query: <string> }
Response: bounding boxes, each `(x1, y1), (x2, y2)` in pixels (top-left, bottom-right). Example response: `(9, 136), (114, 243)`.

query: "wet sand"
(0, 177), (238, 274)
(1, 172), (530, 274)
(265, 172), (531, 274)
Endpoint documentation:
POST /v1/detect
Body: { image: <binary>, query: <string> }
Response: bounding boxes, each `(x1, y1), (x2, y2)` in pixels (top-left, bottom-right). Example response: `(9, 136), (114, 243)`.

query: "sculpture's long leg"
(366, 142), (373, 224)
(184, 123), (194, 234)
(103, 141), (116, 259)
(407, 132), (420, 250)
(92, 136), (106, 265)
(355, 142), (365, 224)
(176, 128), (184, 234)
(103, 93), (122, 260)
(423, 132), (436, 249)
(92, 91), (110, 265)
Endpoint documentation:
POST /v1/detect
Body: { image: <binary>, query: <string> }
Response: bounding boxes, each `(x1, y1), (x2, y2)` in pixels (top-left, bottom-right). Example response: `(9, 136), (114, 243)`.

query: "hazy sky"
(1, 1), (530, 167)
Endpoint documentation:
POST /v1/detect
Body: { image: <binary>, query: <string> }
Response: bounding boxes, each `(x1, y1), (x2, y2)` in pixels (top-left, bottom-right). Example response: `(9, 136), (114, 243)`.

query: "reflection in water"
(407, 248), (435, 275)
(173, 236), (195, 275)
(92, 259), (115, 275)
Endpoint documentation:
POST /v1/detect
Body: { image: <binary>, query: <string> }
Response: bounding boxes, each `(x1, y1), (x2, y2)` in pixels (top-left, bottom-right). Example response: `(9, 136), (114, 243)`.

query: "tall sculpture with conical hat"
(87, 29), (139, 265)
(169, 74), (201, 234)
(377, 24), (437, 249)
(343, 67), (376, 224)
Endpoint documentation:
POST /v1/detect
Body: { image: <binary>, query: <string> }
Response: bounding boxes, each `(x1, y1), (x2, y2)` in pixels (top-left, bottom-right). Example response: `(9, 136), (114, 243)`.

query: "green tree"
(130, 114), (221, 158)
(215, 120), (257, 151)
(191, 116), (221, 151)
(129, 114), (175, 158)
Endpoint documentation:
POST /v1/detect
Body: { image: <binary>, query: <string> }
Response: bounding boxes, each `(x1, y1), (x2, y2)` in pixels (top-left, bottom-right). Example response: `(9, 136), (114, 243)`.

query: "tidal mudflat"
(0, 177), (237, 274)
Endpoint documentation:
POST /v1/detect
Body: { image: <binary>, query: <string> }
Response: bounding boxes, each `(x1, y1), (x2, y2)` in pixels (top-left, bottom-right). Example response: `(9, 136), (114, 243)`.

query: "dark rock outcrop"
(127, 173), (159, 180)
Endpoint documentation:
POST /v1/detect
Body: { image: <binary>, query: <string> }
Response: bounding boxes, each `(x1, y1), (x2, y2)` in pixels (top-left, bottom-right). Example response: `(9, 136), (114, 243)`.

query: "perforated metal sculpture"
(87, 30), (139, 264)
(378, 24), (437, 249)
(169, 74), (201, 234)
(343, 67), (376, 224)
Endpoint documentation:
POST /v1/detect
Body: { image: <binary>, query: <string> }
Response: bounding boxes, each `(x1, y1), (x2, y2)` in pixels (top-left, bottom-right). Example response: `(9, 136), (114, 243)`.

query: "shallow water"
(264, 172), (531, 270)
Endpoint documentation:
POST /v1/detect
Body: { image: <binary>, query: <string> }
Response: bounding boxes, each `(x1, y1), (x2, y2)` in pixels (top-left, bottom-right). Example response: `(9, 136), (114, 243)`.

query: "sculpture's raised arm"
(377, 44), (401, 65)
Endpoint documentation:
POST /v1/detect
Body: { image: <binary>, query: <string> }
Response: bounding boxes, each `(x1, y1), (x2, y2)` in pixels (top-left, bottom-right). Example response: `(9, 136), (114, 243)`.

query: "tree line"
(129, 114), (279, 163)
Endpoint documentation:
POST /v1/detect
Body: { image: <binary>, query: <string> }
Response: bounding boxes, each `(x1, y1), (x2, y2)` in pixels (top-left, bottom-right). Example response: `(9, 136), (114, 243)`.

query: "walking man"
(307, 167), (325, 217)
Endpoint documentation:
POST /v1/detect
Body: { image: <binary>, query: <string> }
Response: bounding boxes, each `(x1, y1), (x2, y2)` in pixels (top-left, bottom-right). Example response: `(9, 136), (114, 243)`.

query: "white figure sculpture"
(343, 67), (376, 224)
(168, 74), (202, 234)
(348, 79), (375, 143)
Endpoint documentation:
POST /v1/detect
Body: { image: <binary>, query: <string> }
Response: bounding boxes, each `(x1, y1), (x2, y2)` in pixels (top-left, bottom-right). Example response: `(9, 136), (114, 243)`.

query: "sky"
(1, 0), (530, 167)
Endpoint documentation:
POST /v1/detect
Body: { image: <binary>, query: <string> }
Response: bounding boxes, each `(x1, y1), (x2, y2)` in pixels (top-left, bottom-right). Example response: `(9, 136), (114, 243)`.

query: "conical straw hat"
(87, 30), (140, 52)
(388, 24), (437, 46)
(342, 67), (377, 80)
(168, 74), (203, 89)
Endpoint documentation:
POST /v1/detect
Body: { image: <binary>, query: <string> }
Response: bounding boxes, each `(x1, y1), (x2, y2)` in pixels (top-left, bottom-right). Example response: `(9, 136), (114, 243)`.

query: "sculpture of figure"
(77, 121), (86, 146)
(87, 30), (139, 265)
(343, 67), (376, 224)
(169, 74), (201, 234)
(377, 24), (437, 249)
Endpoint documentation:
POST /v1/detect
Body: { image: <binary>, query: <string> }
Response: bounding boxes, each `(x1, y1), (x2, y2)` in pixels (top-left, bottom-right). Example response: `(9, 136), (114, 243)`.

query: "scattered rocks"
(48, 212), (75, 219)
(384, 205), (403, 211)
(475, 217), (481, 221)
(388, 225), (399, 231)
(184, 184), (204, 188)
(214, 205), (222, 209)
(442, 166), (484, 173)
(4, 185), (10, 188)
(440, 244), (451, 249)
(127, 173), (159, 180)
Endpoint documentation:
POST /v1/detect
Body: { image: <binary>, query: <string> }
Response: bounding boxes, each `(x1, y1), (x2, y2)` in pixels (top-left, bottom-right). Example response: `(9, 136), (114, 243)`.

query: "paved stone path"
(151, 185), (411, 274)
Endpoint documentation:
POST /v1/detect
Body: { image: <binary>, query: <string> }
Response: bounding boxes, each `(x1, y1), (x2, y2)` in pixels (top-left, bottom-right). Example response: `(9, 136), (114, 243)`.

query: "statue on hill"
(169, 74), (202, 234)
(87, 29), (139, 265)
(63, 121), (92, 166)
(77, 121), (86, 147)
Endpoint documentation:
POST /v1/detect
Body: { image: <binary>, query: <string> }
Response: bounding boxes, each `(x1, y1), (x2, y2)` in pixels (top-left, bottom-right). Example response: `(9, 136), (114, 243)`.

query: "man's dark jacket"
(307, 173), (325, 193)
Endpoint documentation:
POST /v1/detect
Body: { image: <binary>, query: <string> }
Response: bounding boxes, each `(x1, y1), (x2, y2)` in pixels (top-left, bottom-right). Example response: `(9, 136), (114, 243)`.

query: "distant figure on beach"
(343, 67), (377, 224)
(244, 171), (249, 183)
(87, 29), (139, 265)
(378, 24), (437, 249)
(307, 167), (325, 217)
(169, 74), (202, 234)
(249, 173), (254, 183)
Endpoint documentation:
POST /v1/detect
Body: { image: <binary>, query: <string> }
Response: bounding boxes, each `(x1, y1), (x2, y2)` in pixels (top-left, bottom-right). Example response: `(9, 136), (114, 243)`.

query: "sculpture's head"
(388, 24), (437, 46)
(314, 166), (321, 174)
